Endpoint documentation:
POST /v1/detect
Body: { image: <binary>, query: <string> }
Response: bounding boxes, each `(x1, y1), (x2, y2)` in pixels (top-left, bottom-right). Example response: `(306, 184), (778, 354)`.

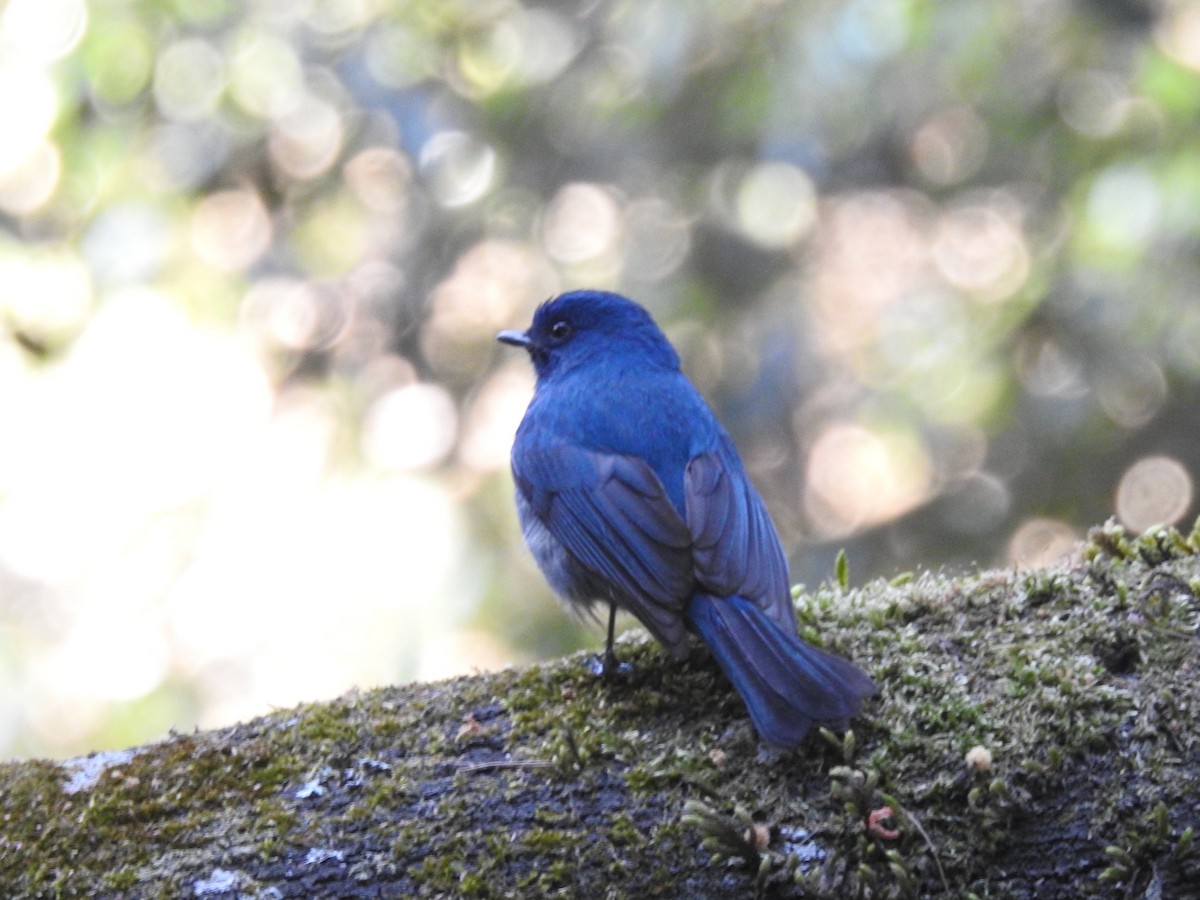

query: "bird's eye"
(550, 320), (572, 341)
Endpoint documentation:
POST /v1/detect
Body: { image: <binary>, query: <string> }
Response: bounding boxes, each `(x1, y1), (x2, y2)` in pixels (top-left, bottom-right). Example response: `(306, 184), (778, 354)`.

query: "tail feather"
(688, 593), (876, 746)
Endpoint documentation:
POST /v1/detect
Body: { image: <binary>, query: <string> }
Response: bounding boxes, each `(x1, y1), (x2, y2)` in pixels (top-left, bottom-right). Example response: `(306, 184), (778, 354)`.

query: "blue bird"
(498, 290), (875, 746)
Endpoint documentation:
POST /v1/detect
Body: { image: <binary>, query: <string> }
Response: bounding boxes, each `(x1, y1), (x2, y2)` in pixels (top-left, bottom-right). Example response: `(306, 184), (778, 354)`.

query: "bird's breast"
(515, 489), (582, 599)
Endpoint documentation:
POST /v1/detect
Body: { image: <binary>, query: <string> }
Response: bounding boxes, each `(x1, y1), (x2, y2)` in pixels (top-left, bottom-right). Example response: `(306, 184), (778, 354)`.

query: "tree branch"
(3, 520), (1199, 898)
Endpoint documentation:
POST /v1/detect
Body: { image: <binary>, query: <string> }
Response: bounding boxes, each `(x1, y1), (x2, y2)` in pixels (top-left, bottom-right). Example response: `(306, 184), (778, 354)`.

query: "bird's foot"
(587, 651), (632, 680)
(588, 603), (631, 679)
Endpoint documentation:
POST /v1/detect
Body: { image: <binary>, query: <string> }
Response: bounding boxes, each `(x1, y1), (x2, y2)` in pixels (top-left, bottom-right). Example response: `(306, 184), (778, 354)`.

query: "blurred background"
(2, 0), (1199, 759)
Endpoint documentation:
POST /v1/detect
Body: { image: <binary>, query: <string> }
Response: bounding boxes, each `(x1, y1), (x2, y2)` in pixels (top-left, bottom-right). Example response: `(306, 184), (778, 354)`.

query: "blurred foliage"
(2, 0), (1200, 757)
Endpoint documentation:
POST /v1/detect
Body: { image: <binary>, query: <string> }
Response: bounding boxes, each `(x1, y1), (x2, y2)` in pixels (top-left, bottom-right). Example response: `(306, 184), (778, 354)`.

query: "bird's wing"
(514, 442), (695, 645)
(684, 438), (794, 634)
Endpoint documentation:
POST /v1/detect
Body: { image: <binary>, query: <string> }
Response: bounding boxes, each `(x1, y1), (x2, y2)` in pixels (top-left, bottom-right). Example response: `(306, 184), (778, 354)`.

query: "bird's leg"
(588, 602), (629, 679)
(603, 602), (618, 674)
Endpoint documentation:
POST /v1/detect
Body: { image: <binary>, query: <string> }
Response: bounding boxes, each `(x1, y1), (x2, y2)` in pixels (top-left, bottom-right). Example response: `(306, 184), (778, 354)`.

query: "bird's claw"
(588, 652), (632, 680)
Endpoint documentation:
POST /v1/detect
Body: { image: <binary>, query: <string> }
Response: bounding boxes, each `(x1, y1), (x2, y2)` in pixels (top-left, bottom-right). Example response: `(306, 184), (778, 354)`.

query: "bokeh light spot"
(505, 8), (580, 85)
(1, 0), (87, 64)
(812, 190), (931, 358)
(191, 190), (272, 272)
(932, 201), (1030, 302)
(364, 22), (438, 89)
(417, 629), (515, 681)
(1015, 334), (1087, 399)
(423, 239), (557, 379)
(543, 182), (623, 264)
(1155, 4), (1200, 72)
(622, 196), (692, 282)
(40, 611), (170, 703)
(0, 139), (60, 214)
(1086, 164), (1161, 251)
(154, 38), (226, 122)
(147, 123), (231, 191)
(1115, 455), (1193, 532)
(939, 472), (1011, 536)
(1057, 70), (1131, 138)
(228, 30), (304, 118)
(241, 278), (349, 352)
(804, 422), (932, 536)
(269, 94), (344, 180)
(0, 244), (92, 346)
(82, 203), (172, 285)
(84, 19), (154, 106)
(0, 289), (272, 583)
(0, 63), (59, 175)
(1097, 357), (1168, 429)
(362, 383), (458, 471)
(1007, 517), (1078, 568)
(736, 162), (817, 248)
(910, 105), (988, 185)
(420, 131), (496, 208)
(344, 147), (412, 214)
(460, 364), (535, 473)
(459, 6), (580, 94)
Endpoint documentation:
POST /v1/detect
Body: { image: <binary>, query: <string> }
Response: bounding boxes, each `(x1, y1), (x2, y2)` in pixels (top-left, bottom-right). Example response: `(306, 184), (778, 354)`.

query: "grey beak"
(497, 329), (531, 348)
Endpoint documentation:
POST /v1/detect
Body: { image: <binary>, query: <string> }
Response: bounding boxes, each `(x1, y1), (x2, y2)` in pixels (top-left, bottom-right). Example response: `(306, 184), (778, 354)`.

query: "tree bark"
(2, 520), (1199, 899)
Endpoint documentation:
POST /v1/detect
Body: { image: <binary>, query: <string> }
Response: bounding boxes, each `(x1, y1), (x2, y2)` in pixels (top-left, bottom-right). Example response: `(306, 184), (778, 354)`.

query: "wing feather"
(514, 442), (694, 647)
(684, 440), (793, 634)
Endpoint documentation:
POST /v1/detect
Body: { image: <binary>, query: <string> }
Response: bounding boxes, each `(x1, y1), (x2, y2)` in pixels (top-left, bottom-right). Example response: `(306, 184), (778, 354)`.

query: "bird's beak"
(497, 329), (532, 349)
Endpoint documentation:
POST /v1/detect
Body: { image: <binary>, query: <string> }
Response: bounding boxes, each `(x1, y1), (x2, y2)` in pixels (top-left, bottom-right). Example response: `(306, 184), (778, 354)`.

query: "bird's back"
(513, 351), (797, 636)
(517, 360), (720, 519)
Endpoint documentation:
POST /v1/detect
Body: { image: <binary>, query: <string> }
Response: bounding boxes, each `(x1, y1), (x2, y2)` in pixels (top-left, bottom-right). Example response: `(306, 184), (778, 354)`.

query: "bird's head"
(497, 290), (680, 380)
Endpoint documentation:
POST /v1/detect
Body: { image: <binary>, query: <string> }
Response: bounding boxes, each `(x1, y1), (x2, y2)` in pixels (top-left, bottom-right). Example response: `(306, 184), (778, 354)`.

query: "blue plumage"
(498, 290), (875, 746)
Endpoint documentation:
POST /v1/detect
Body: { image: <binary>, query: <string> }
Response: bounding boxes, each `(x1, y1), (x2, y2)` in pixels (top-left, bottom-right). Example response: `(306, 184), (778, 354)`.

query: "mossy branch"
(3, 519), (1200, 898)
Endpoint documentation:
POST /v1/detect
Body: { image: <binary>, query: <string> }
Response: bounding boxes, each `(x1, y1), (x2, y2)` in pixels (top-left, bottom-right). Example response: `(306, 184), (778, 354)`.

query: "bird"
(497, 290), (875, 746)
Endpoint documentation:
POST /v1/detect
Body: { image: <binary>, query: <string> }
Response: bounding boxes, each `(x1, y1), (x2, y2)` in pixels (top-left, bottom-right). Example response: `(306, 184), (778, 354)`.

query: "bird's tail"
(687, 593), (876, 747)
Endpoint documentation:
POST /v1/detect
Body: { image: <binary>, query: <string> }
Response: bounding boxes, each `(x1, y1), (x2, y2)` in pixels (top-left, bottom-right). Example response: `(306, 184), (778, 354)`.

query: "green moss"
(1, 517), (1199, 896)
(608, 812), (645, 846)
(520, 827), (579, 853)
(101, 867), (139, 891)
